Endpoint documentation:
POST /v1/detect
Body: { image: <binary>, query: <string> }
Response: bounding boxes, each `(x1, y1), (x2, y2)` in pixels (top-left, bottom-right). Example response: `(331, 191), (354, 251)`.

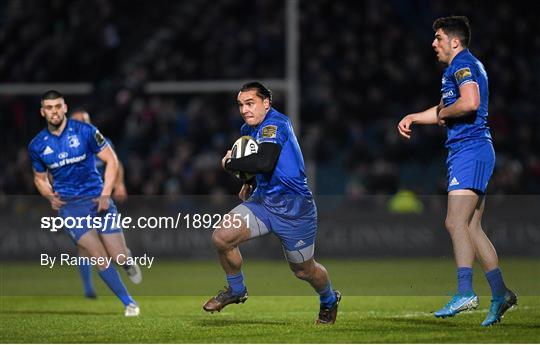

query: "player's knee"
(293, 268), (312, 281)
(445, 217), (459, 233)
(468, 223), (483, 234)
(79, 244), (108, 266)
(90, 253), (110, 270)
(212, 229), (235, 252)
(111, 250), (128, 264)
(291, 265), (314, 281)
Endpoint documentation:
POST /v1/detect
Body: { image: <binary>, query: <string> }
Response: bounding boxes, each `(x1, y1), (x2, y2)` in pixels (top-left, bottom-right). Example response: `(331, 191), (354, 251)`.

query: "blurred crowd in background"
(1, 0), (538, 197)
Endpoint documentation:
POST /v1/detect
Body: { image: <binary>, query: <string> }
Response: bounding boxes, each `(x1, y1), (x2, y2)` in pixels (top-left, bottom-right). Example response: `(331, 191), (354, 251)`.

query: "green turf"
(1, 258), (539, 343)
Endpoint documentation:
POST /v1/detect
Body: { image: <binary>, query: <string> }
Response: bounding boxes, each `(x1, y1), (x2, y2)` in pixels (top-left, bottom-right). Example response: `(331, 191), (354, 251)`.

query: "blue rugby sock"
(78, 261), (95, 296)
(98, 266), (135, 306)
(457, 267), (474, 295)
(485, 268), (508, 297)
(318, 281), (337, 308)
(226, 271), (246, 295)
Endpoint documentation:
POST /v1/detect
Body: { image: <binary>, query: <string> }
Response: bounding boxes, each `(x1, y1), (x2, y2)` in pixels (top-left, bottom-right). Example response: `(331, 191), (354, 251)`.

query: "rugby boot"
(124, 263), (142, 284)
(203, 286), (248, 312)
(481, 289), (518, 326)
(316, 290), (341, 324)
(124, 303), (140, 317)
(434, 292), (478, 318)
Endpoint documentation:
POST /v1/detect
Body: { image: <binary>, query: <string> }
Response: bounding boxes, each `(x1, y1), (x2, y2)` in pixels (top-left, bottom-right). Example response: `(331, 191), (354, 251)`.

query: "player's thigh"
(446, 189), (480, 226)
(231, 203), (271, 239)
(213, 204), (269, 246)
(77, 229), (108, 258)
(95, 199), (127, 257)
(99, 232), (129, 259)
(447, 141), (495, 194)
(77, 244), (91, 257)
(60, 197), (98, 244)
(283, 243), (315, 264)
(276, 222), (316, 264)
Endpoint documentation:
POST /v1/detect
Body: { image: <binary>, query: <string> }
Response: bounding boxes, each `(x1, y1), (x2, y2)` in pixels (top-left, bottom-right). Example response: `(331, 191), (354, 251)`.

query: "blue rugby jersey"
(240, 107), (312, 197)
(28, 119), (108, 197)
(441, 48), (492, 147)
(96, 138), (115, 176)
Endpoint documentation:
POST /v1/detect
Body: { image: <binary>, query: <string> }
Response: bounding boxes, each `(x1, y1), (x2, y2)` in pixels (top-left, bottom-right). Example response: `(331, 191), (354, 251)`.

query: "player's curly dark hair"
(240, 82), (272, 104)
(41, 89), (64, 101)
(433, 16), (471, 47)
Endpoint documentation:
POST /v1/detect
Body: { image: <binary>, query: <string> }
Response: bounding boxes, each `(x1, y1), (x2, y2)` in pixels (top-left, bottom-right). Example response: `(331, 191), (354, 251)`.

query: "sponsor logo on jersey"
(294, 240), (306, 248)
(442, 90), (454, 99)
(43, 146), (54, 155)
(48, 153), (87, 169)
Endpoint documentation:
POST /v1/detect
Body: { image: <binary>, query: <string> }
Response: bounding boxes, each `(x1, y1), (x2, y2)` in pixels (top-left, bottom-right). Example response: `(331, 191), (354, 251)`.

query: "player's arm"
(238, 183), (252, 202)
(223, 142), (281, 174)
(106, 139), (127, 202)
(96, 146), (119, 211)
(33, 170), (65, 210)
(112, 160), (128, 202)
(438, 82), (480, 121)
(397, 99), (442, 139)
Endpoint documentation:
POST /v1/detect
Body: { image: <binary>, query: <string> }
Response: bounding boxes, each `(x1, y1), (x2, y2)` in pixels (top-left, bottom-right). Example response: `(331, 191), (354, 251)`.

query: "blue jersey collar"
(47, 118), (71, 137)
(450, 48), (470, 65)
(251, 107), (276, 129)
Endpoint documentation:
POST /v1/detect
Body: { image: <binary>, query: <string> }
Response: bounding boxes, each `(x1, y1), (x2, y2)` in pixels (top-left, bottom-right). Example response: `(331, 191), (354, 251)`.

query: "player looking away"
(397, 16), (516, 326)
(203, 82), (341, 324)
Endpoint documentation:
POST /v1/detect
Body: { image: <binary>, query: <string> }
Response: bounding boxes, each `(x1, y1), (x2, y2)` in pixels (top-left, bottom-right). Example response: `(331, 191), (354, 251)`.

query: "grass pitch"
(1, 258), (539, 343)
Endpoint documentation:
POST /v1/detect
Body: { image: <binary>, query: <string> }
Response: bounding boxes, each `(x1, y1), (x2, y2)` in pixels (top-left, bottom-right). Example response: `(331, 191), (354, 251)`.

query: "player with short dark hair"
(70, 109), (135, 299)
(203, 82), (341, 324)
(28, 90), (140, 316)
(397, 16), (516, 326)
(239, 81), (273, 103)
(432, 16), (471, 47)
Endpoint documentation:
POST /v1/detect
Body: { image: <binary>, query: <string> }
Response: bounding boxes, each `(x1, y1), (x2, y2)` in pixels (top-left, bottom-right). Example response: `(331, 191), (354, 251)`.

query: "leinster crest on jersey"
(68, 135), (80, 148)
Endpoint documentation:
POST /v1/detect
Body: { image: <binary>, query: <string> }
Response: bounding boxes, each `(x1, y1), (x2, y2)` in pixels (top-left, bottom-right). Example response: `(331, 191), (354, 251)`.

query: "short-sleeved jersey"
(240, 107), (312, 197)
(28, 119), (108, 197)
(96, 138), (114, 176)
(441, 48), (492, 148)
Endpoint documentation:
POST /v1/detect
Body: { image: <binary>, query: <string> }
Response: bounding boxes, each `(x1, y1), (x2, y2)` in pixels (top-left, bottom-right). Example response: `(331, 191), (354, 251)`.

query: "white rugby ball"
(231, 136), (258, 180)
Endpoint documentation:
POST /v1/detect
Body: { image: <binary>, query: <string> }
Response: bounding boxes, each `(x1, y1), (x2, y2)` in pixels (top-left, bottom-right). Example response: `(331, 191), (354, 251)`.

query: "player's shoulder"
(257, 108), (292, 141)
(71, 119), (105, 144)
(105, 137), (115, 149)
(451, 50), (482, 81)
(69, 118), (97, 134)
(240, 123), (250, 135)
(452, 49), (479, 69)
(28, 128), (49, 152)
(263, 108), (290, 127)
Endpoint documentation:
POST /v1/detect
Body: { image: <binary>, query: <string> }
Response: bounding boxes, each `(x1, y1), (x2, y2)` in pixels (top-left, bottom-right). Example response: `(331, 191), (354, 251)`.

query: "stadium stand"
(0, 0), (538, 196)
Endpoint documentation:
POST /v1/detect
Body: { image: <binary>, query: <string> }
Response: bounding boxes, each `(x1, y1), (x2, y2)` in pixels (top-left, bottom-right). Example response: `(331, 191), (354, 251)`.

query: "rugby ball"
(231, 136), (258, 180)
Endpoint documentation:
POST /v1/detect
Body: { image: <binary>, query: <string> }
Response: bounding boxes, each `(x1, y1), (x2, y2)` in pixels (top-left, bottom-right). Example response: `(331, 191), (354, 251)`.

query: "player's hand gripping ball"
(231, 136), (258, 180)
